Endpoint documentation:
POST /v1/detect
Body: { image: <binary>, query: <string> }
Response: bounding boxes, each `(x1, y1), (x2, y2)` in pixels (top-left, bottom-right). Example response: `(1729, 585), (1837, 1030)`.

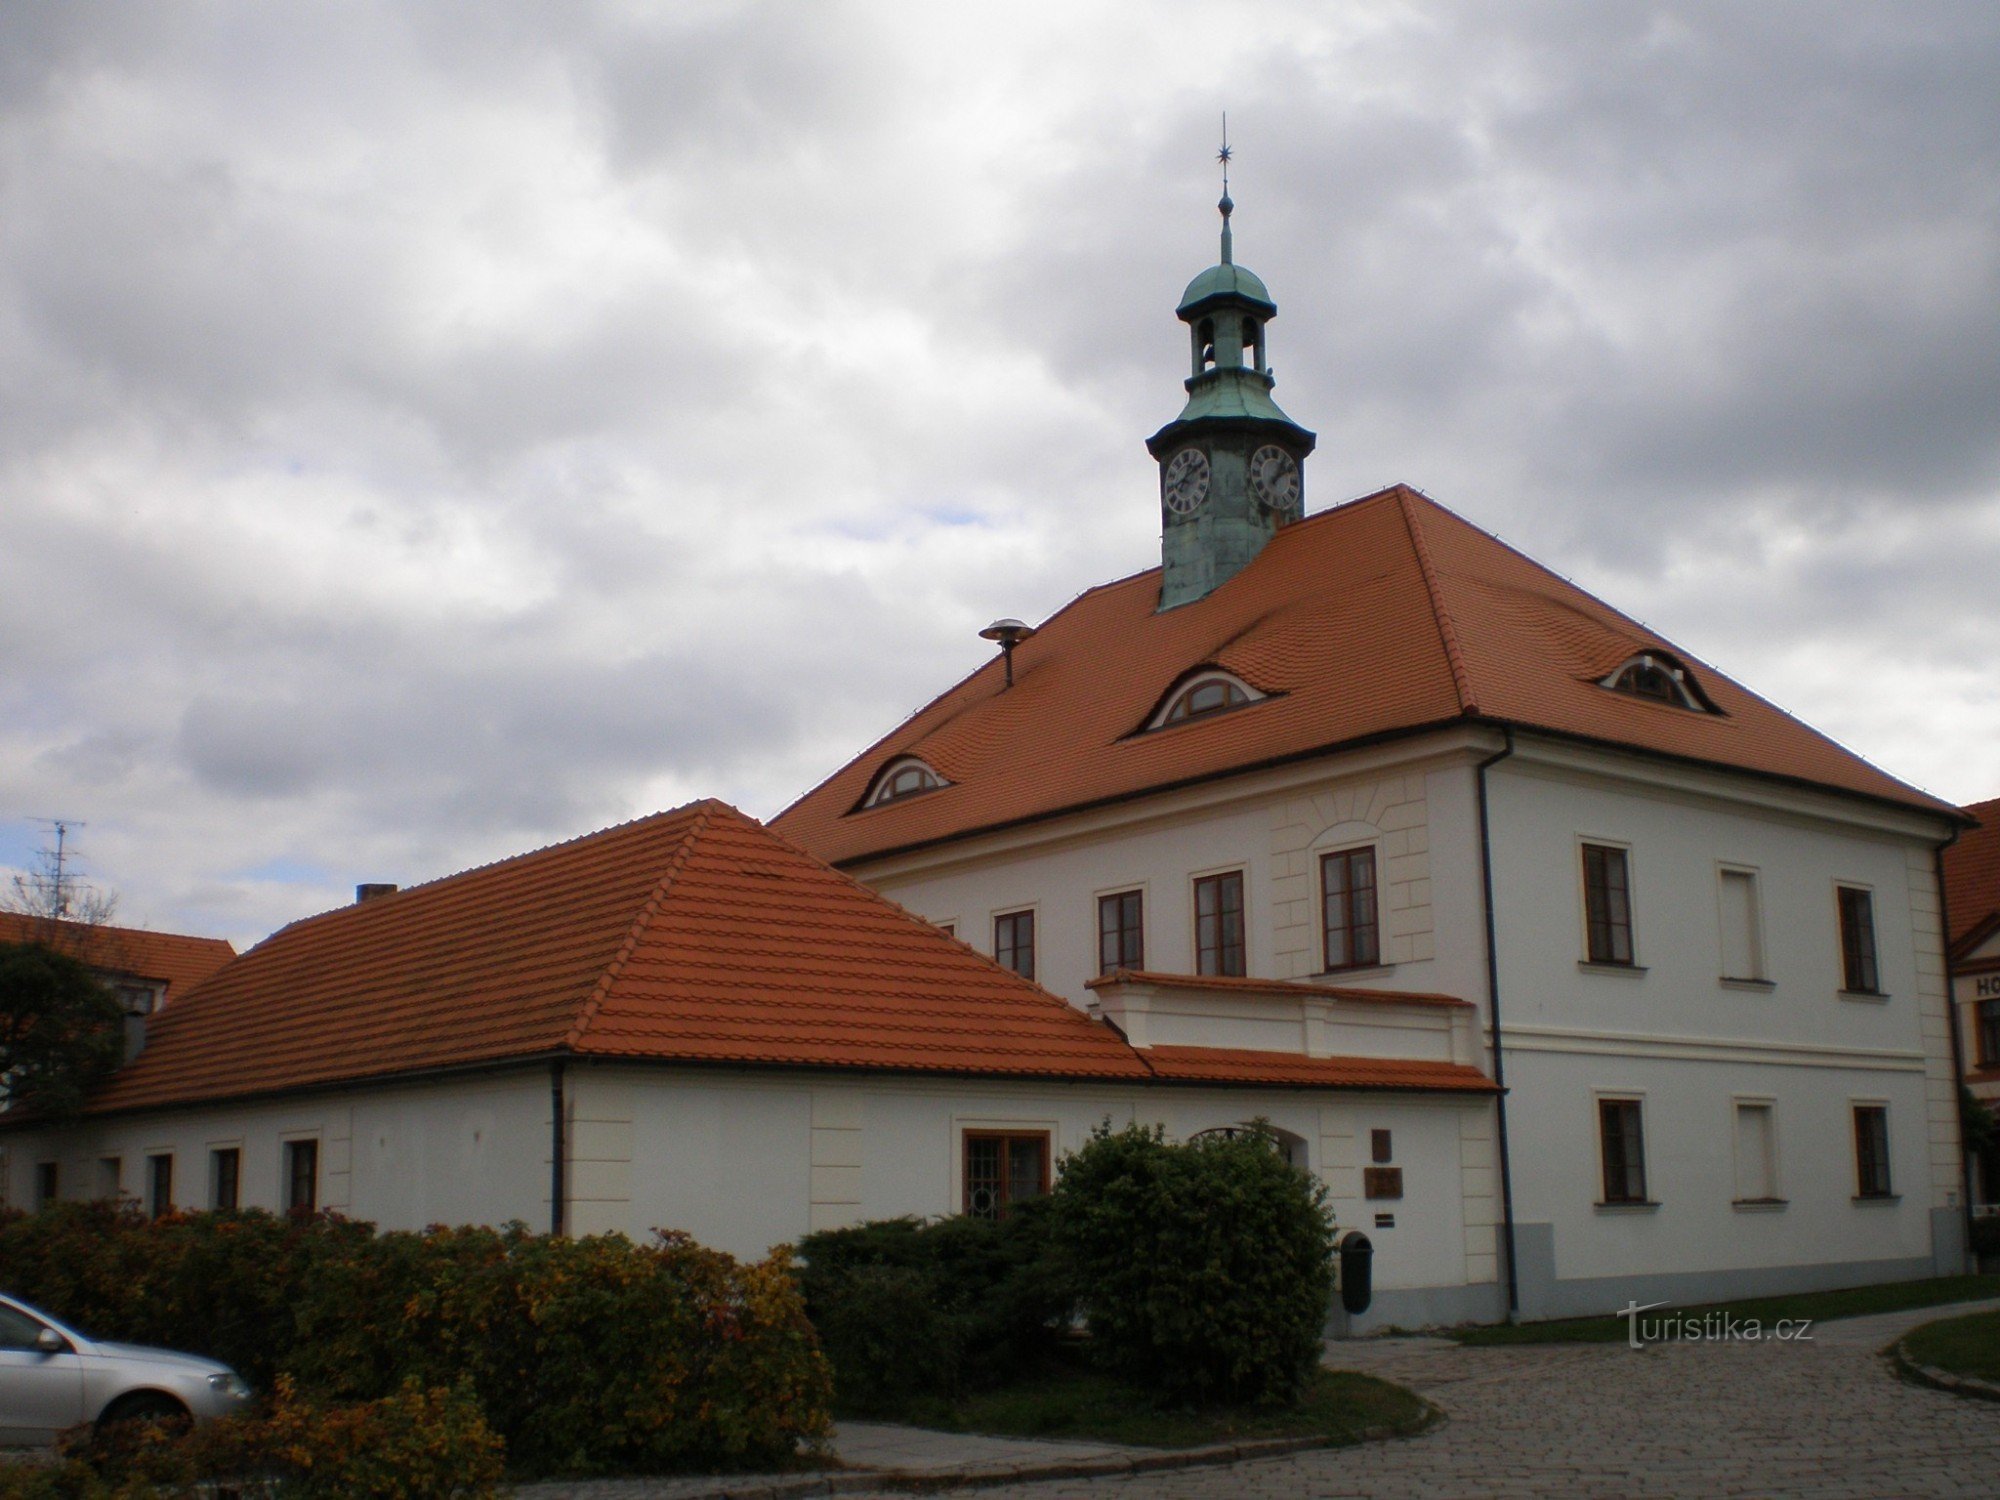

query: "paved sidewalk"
(514, 1298), (2000, 1500)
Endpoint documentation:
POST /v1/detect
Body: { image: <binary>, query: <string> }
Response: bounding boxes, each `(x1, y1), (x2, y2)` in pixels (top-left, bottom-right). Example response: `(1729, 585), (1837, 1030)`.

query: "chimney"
(355, 883), (399, 903)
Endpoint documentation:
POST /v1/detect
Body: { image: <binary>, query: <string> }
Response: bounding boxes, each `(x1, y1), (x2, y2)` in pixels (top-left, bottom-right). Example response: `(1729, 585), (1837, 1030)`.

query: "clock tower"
(1146, 185), (1316, 610)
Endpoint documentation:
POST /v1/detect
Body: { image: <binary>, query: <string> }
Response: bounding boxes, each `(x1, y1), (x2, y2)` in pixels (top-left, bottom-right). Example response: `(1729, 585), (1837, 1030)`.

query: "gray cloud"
(2, 0), (1996, 945)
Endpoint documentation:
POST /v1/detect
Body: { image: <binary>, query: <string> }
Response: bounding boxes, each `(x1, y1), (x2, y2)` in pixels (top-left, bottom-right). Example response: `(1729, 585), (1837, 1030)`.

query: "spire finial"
(1216, 113), (1234, 263)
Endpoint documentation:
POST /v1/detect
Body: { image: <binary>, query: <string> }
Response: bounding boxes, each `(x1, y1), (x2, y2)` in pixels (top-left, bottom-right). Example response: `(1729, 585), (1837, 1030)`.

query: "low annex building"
(0, 801), (1493, 1266)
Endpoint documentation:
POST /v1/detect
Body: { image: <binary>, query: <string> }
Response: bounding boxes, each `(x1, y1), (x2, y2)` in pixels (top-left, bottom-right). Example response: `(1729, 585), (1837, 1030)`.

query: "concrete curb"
(1892, 1339), (2000, 1405)
(650, 1416), (1433, 1499)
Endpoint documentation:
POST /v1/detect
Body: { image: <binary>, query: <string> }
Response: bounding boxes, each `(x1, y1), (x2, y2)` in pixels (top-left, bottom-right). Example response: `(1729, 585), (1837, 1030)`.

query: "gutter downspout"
(1935, 835), (1976, 1267)
(550, 1059), (567, 1237)
(1476, 728), (1522, 1318)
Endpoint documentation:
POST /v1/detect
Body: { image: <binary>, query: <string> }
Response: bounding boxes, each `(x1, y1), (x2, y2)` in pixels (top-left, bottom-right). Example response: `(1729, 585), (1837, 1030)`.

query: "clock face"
(1163, 448), (1211, 515)
(1249, 445), (1300, 512)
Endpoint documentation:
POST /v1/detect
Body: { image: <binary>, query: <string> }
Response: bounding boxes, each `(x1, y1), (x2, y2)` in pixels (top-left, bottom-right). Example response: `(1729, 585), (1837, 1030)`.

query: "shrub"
(797, 1201), (1069, 1414)
(1049, 1120), (1336, 1405)
(0, 1206), (831, 1478)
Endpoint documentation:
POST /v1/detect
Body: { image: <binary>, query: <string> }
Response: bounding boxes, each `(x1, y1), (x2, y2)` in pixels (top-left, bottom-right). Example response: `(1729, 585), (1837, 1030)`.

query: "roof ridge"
(562, 801), (720, 1051)
(1394, 486), (1479, 716)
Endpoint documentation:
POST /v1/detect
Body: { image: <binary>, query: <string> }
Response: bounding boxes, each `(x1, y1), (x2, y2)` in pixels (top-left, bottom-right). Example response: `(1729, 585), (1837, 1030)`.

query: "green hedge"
(0, 1203), (831, 1477)
(797, 1199), (1069, 1414)
(1050, 1121), (1336, 1405)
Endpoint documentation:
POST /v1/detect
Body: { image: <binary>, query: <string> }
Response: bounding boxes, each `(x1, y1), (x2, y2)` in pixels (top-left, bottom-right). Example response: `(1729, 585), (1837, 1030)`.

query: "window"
(1733, 1102), (1779, 1202)
(34, 1162), (57, 1208)
(936, 921), (955, 939)
(1598, 1098), (1649, 1204)
(963, 1132), (1049, 1220)
(1853, 1105), (1892, 1198)
(1837, 886), (1880, 993)
(147, 1154), (173, 1219)
(1718, 867), (1764, 981)
(1582, 844), (1634, 965)
(1147, 670), (1264, 730)
(284, 1140), (319, 1214)
(1194, 871), (1246, 977)
(994, 910), (1035, 980)
(1601, 652), (1709, 711)
(863, 757), (946, 808)
(0, 1302), (50, 1351)
(96, 1157), (122, 1201)
(1370, 1129), (1393, 1164)
(1321, 847), (1380, 971)
(1098, 891), (1144, 974)
(211, 1148), (240, 1212)
(1979, 999), (2000, 1067)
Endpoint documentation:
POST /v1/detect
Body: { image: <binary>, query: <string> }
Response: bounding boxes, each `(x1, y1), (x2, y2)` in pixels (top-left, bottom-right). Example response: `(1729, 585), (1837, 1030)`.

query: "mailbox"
(1338, 1229), (1374, 1315)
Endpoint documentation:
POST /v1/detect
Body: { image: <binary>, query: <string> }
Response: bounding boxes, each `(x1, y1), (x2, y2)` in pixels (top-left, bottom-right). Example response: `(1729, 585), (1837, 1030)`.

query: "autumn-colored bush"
(0, 1203), (831, 1477)
(0, 1377), (504, 1499)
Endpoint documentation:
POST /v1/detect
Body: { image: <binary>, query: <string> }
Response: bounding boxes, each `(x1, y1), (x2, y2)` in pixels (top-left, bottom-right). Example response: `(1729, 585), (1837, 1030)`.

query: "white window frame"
(1576, 835), (1641, 970)
(1189, 863), (1250, 978)
(1730, 1096), (1783, 1207)
(1592, 1090), (1654, 1209)
(1716, 862), (1769, 986)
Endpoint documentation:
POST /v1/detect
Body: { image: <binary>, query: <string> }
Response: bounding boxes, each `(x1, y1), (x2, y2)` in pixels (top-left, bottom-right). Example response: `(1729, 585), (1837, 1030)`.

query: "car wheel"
(98, 1391), (192, 1434)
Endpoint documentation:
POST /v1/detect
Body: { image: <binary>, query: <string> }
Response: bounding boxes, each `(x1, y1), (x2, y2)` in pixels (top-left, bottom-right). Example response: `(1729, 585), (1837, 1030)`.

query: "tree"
(0, 941), (126, 1121)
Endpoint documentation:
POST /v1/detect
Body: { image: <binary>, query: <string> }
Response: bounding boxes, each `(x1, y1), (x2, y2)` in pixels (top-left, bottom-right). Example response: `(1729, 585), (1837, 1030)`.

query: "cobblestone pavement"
(515, 1300), (2000, 1500)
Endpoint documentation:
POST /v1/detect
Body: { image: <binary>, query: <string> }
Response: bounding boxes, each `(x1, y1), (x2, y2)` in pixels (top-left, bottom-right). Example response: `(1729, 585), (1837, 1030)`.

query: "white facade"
(847, 724), (1968, 1322)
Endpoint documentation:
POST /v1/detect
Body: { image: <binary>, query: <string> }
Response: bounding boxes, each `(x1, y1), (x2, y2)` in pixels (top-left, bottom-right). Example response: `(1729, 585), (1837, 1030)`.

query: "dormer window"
(863, 756), (947, 808)
(1145, 669), (1266, 731)
(1601, 652), (1711, 712)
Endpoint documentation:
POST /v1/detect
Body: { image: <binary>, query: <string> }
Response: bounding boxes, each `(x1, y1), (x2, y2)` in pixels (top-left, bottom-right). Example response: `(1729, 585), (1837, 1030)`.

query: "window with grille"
(211, 1148), (240, 1211)
(963, 1132), (1049, 1221)
(1598, 1098), (1648, 1204)
(994, 911), (1035, 980)
(1321, 847), (1380, 971)
(285, 1140), (318, 1214)
(1853, 1105), (1892, 1198)
(1980, 1000), (2000, 1067)
(147, 1154), (173, 1219)
(1194, 872), (1245, 977)
(1098, 890), (1143, 974)
(1838, 887), (1880, 993)
(1582, 844), (1634, 965)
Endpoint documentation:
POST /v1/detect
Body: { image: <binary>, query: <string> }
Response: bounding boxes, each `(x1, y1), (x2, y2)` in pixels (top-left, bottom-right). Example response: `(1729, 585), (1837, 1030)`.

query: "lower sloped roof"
(0, 912), (235, 1000)
(67, 801), (1500, 1118)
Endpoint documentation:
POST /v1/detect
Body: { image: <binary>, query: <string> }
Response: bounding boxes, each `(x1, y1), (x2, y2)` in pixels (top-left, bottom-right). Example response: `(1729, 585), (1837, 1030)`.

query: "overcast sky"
(2, 1), (1997, 947)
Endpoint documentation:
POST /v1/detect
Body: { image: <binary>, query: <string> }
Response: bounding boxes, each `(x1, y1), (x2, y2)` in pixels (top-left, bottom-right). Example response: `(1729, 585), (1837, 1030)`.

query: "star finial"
(1216, 112), (1234, 263)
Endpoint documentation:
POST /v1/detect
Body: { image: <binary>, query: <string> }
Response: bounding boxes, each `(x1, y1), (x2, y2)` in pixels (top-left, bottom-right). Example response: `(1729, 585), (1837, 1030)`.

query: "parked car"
(0, 1292), (252, 1444)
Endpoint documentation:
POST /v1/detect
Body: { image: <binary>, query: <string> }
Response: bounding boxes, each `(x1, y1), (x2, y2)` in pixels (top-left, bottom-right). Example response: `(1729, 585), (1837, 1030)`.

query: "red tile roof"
(63, 803), (1479, 1117)
(1140, 1046), (1497, 1092)
(0, 912), (235, 1001)
(1944, 798), (2000, 956)
(774, 486), (1954, 866)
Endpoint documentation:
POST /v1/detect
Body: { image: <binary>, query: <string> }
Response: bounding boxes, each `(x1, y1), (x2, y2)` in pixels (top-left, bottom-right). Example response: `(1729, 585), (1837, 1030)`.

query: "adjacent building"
(1943, 796), (2000, 1214)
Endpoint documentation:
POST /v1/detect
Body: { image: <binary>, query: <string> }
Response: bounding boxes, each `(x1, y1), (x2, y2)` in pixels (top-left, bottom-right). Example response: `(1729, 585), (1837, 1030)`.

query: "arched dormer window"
(862, 756), (948, 808)
(1601, 652), (1713, 712)
(1145, 668), (1266, 731)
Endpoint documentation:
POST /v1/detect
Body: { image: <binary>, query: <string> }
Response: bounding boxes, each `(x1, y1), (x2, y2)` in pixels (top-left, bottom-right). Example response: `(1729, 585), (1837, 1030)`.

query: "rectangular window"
(1370, 1128), (1393, 1164)
(993, 910), (1035, 980)
(1582, 844), (1634, 965)
(1718, 868), (1763, 981)
(34, 1162), (57, 1209)
(211, 1148), (241, 1212)
(1853, 1105), (1892, 1198)
(1097, 890), (1144, 975)
(1598, 1098), (1648, 1204)
(1980, 999), (2000, 1067)
(147, 1154), (173, 1219)
(1321, 848), (1380, 971)
(963, 1132), (1049, 1221)
(284, 1140), (319, 1214)
(1838, 886), (1880, 993)
(1194, 871), (1246, 977)
(1733, 1102), (1778, 1201)
(96, 1157), (122, 1201)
